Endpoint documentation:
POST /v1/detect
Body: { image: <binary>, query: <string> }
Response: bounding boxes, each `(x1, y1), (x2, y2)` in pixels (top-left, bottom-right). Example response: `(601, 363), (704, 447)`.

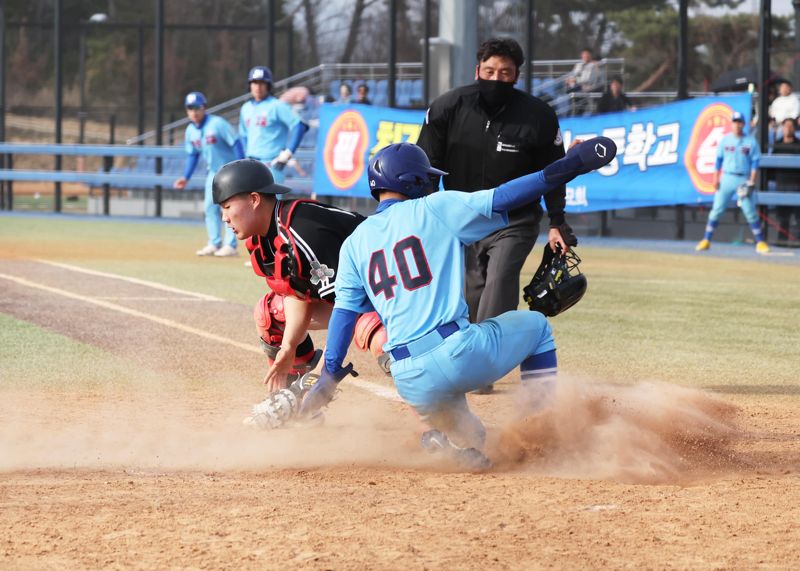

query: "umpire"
(417, 38), (571, 392)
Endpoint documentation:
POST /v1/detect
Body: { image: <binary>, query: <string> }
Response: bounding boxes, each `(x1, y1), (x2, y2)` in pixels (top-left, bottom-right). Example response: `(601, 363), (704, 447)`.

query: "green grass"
(11, 195), (88, 212)
(536, 247), (800, 389)
(2, 215), (799, 392)
(0, 312), (169, 390)
(0, 216), (264, 304)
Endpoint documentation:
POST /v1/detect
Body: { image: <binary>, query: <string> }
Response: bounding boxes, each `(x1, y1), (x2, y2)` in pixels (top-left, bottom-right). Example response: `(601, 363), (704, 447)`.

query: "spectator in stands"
(355, 83), (372, 105)
(596, 76), (636, 114)
(696, 111), (769, 254)
(338, 82), (353, 104)
(772, 117), (800, 245)
(416, 37), (570, 394)
(769, 80), (800, 126)
(565, 48), (602, 94)
(173, 91), (244, 257)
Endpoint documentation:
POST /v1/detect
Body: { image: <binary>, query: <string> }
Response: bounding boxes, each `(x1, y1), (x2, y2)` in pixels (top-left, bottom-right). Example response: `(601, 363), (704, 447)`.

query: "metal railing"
(127, 59), (625, 145)
(553, 90), (716, 117)
(0, 142), (314, 215)
(126, 62), (426, 145)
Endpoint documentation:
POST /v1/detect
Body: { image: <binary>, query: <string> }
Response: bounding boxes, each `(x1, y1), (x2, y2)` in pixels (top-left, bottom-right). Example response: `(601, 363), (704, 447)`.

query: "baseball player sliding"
(299, 138), (616, 470)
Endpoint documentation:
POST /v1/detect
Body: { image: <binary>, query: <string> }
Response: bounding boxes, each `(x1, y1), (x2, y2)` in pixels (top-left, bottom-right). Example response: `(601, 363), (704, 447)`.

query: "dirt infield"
(2, 255), (800, 569)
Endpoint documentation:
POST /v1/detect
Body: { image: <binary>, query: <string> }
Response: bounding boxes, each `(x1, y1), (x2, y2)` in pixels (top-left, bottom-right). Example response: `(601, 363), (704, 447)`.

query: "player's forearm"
(492, 169), (570, 218)
(280, 296), (314, 353)
(233, 139), (245, 160)
(286, 122), (310, 154)
(183, 153), (200, 179)
(324, 307), (359, 373)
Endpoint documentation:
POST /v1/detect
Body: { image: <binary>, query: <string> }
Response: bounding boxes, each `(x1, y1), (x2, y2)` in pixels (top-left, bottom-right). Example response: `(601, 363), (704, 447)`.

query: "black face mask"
(478, 78), (515, 109)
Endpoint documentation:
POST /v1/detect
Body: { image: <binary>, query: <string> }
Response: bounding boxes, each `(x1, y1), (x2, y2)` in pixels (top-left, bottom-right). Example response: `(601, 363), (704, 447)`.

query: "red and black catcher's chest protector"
(246, 199), (318, 300)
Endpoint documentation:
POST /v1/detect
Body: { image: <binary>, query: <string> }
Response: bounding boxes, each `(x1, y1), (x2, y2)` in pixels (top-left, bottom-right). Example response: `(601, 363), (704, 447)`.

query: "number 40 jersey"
(334, 189), (508, 350)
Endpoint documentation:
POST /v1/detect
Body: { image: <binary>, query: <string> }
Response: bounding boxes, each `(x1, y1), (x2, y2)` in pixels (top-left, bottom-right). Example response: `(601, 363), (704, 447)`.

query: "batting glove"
(271, 149), (293, 171)
(298, 363), (358, 417)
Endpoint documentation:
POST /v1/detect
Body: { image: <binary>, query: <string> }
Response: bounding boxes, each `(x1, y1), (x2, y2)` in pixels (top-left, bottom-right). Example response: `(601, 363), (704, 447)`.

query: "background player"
(173, 91), (244, 257)
(696, 111), (768, 254)
(299, 139), (616, 468)
(211, 159), (387, 398)
(239, 66), (309, 184)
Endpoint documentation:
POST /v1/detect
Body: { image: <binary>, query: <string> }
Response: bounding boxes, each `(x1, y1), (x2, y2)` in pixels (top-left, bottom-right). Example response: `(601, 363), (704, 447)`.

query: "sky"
(694, 0), (794, 16)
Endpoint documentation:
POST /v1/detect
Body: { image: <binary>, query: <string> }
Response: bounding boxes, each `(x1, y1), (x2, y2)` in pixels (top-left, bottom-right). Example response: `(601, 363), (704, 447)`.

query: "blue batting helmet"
(248, 66), (273, 85)
(184, 91), (207, 108)
(368, 143), (447, 200)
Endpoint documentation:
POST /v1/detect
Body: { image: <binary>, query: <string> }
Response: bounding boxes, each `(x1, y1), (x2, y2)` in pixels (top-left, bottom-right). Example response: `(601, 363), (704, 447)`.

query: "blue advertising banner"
(313, 104), (425, 199)
(313, 94), (753, 211)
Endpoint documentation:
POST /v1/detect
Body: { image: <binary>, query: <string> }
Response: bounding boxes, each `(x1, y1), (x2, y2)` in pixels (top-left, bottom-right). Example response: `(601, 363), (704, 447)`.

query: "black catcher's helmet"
(212, 159), (292, 204)
(523, 246), (587, 317)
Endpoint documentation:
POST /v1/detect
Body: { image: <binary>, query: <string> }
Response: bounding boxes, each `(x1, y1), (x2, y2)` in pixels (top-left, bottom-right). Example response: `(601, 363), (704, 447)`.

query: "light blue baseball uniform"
(335, 190), (556, 420)
(239, 96), (301, 184)
(184, 114), (241, 248)
(709, 132), (761, 224)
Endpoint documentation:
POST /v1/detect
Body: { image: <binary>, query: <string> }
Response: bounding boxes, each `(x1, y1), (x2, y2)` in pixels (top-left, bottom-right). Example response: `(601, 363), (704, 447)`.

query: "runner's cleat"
(420, 430), (492, 471)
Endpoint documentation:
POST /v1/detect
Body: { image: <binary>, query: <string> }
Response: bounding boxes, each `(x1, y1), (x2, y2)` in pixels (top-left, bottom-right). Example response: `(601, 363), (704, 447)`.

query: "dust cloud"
(490, 376), (742, 484)
(0, 377), (747, 483)
(0, 388), (424, 473)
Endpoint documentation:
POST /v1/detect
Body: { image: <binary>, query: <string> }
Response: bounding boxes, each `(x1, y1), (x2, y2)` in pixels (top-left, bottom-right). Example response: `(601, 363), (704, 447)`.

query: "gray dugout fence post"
(102, 114), (116, 216)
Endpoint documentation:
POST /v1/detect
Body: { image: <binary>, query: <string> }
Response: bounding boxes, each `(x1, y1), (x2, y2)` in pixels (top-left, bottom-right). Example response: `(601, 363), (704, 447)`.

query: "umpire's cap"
(212, 159), (292, 204)
(247, 66), (273, 85)
(184, 91), (207, 108)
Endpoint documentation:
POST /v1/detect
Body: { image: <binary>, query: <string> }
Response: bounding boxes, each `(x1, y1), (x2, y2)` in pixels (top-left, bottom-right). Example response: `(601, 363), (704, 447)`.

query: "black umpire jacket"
(417, 82), (567, 227)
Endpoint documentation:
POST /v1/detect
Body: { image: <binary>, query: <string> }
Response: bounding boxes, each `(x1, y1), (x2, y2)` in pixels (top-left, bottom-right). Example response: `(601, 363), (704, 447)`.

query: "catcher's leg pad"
(354, 311), (391, 375)
(254, 291), (286, 345)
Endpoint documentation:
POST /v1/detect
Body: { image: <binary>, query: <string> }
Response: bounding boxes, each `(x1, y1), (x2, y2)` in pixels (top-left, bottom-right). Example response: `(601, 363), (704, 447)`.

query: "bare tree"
(302, 0), (321, 64)
(341, 0), (382, 63)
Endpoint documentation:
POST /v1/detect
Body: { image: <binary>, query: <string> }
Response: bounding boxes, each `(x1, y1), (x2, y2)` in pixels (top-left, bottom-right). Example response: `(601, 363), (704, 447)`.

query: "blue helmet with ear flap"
(368, 143), (447, 200)
(248, 66), (273, 85)
(184, 91), (207, 108)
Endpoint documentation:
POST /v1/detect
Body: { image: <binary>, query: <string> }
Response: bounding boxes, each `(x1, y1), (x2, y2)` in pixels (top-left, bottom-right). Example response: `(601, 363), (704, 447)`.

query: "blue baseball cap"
(184, 92), (207, 108)
(248, 66), (273, 85)
(731, 111), (745, 123)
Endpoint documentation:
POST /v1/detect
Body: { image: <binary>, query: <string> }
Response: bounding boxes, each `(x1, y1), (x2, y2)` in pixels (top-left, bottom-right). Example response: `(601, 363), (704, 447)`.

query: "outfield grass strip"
(0, 271), (401, 402)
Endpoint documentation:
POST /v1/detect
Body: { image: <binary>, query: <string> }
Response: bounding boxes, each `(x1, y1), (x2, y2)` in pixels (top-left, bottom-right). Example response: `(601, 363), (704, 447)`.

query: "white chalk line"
(0, 269), (401, 403)
(34, 259), (225, 302)
(94, 297), (210, 301)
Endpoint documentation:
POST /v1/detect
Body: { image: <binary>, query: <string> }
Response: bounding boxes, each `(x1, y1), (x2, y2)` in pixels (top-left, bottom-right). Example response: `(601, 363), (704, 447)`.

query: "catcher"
(211, 159), (388, 426)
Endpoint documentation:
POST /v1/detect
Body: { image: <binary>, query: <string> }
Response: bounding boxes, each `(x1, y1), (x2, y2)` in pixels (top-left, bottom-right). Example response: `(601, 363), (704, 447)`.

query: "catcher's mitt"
(243, 372), (322, 430)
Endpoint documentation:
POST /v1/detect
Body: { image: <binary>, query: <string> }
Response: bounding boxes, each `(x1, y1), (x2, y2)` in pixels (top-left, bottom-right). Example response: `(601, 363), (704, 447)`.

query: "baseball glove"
(243, 373), (322, 430)
(736, 182), (754, 199)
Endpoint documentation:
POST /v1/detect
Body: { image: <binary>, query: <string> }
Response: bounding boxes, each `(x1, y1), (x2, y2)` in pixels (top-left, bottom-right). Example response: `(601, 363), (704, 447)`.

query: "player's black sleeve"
(416, 97), (451, 169)
(539, 108), (567, 227)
